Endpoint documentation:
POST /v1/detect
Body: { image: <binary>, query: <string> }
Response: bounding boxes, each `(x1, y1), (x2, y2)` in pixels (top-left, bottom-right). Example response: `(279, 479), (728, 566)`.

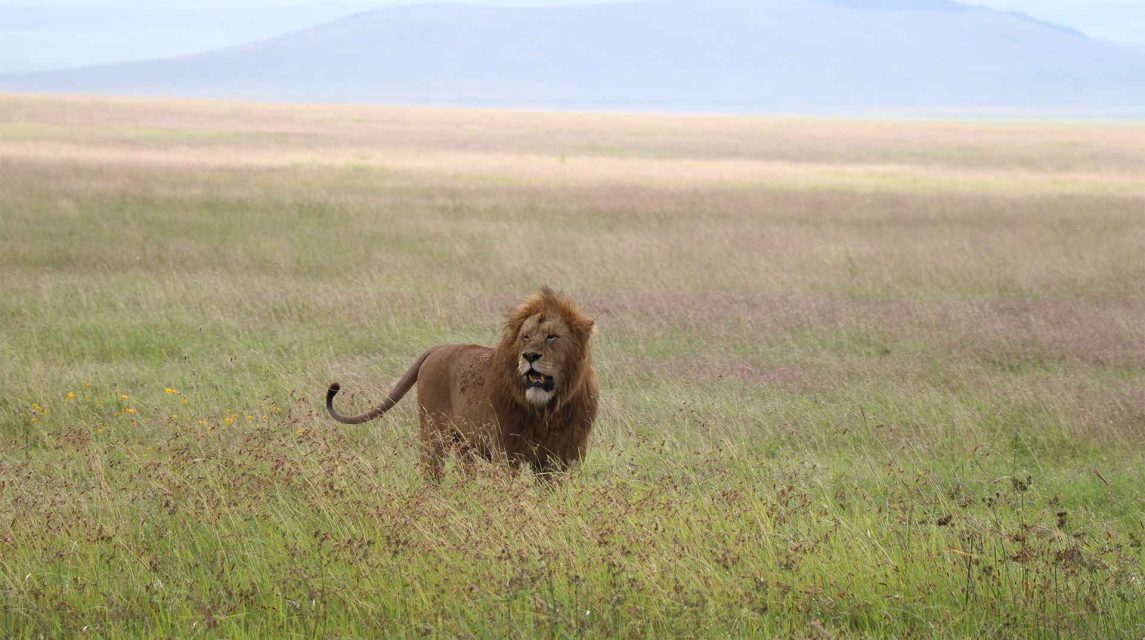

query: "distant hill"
(0, 4), (370, 74)
(3, 0), (1144, 114)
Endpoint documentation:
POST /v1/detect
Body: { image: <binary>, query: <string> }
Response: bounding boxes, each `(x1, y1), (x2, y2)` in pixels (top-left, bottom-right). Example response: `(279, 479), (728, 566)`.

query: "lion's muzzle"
(524, 369), (555, 392)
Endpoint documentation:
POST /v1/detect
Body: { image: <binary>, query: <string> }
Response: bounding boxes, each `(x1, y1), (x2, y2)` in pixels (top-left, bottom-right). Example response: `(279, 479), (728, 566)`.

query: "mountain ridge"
(2, 0), (1143, 114)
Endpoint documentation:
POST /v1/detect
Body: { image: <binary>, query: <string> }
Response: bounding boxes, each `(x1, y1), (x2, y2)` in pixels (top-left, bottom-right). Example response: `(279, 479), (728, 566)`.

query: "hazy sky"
(0, 0), (1138, 15)
(1, 0), (1142, 74)
(1, 1), (1141, 37)
(1, 1), (1142, 42)
(0, 0), (1136, 9)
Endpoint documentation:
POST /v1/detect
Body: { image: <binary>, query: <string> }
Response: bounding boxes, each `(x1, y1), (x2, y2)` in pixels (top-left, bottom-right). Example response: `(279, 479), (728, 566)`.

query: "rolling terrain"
(3, 0), (1145, 112)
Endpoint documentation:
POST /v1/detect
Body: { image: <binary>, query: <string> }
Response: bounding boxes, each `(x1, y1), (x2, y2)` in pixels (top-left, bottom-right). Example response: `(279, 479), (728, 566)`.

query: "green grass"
(1, 94), (1143, 638)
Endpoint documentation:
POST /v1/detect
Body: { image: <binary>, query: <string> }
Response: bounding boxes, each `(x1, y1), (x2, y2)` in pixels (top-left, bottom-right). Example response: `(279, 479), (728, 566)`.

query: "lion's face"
(514, 311), (590, 406)
(496, 287), (595, 409)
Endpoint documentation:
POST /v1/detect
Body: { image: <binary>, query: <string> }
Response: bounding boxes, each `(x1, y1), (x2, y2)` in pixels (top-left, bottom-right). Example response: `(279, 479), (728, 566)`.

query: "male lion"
(326, 287), (598, 479)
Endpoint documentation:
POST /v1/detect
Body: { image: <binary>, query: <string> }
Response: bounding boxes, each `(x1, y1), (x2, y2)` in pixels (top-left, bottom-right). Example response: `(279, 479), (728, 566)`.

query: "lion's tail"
(326, 347), (440, 425)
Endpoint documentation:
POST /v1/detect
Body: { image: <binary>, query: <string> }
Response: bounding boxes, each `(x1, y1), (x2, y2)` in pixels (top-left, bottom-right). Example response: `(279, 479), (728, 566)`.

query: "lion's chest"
(501, 413), (572, 462)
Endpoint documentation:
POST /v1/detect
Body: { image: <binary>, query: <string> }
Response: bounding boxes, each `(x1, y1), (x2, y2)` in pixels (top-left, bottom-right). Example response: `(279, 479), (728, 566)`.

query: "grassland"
(1, 93), (1144, 638)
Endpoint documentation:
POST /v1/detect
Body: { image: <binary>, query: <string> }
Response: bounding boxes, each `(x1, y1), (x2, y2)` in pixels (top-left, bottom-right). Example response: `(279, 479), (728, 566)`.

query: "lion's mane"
(489, 287), (598, 470)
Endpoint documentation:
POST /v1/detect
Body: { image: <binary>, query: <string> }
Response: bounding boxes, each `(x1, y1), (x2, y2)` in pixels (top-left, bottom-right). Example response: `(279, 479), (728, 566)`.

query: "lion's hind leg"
(418, 410), (448, 482)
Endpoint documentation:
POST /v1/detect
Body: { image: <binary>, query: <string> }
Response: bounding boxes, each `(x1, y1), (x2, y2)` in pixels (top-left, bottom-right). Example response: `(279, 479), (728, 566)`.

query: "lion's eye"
(521, 336), (528, 343)
(546, 334), (558, 342)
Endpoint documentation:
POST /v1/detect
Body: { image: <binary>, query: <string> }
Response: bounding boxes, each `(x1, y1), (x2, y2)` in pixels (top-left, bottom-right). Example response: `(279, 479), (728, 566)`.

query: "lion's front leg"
(529, 456), (573, 484)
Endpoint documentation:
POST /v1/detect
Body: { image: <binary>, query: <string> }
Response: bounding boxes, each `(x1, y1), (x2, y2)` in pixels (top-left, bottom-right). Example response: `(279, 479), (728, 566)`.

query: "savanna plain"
(1, 94), (1144, 638)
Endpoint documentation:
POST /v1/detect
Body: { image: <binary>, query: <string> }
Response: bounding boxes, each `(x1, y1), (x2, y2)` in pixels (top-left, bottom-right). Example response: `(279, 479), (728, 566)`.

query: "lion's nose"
(523, 352), (542, 363)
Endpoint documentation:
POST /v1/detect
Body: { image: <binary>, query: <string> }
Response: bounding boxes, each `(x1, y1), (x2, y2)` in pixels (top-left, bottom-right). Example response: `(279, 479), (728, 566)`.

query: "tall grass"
(1, 94), (1143, 637)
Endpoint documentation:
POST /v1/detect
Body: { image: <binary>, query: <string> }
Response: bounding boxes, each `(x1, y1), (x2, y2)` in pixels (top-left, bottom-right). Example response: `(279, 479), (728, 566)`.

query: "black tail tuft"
(326, 383), (341, 414)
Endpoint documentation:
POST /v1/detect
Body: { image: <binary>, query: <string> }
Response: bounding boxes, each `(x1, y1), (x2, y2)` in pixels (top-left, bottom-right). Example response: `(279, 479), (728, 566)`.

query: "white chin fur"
(525, 387), (554, 406)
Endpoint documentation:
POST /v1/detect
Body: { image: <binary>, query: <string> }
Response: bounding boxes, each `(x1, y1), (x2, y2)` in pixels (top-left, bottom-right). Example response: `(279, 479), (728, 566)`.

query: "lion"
(326, 287), (598, 480)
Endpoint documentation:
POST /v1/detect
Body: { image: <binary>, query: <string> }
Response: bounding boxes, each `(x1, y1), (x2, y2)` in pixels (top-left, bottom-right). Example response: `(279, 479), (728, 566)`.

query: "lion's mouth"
(525, 370), (555, 392)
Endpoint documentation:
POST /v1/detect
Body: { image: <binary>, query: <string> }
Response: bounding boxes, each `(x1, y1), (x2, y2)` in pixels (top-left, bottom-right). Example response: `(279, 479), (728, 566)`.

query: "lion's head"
(493, 287), (595, 408)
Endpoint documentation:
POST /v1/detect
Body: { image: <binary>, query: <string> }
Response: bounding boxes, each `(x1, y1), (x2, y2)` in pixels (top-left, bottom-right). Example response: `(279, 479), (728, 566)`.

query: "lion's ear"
(577, 317), (596, 338)
(503, 302), (532, 338)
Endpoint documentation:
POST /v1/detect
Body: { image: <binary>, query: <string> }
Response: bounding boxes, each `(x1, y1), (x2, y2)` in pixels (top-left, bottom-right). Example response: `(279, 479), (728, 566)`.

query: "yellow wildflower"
(124, 407), (136, 415)
(224, 416), (235, 426)
(66, 391), (76, 401)
(164, 388), (180, 395)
